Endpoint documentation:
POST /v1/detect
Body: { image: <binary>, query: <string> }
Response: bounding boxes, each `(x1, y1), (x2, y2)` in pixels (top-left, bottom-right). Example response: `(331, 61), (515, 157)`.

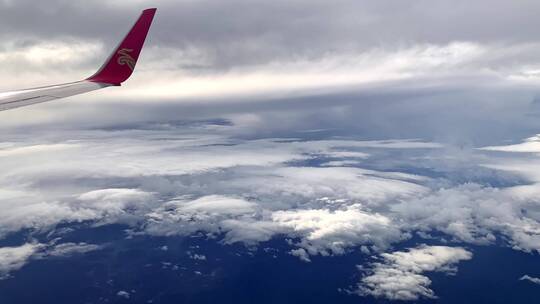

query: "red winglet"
(87, 8), (157, 85)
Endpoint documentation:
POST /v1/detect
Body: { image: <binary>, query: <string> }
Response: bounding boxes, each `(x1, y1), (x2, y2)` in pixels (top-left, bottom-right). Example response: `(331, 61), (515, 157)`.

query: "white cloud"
(290, 248), (311, 262)
(0, 124), (538, 271)
(188, 253), (207, 261)
(9, 125), (540, 268)
(0, 241), (103, 279)
(0, 39), (103, 90)
(116, 290), (130, 299)
(0, 188), (155, 237)
(478, 135), (540, 184)
(480, 134), (540, 153)
(219, 219), (286, 245)
(45, 242), (102, 257)
(77, 188), (156, 224)
(273, 206), (403, 255)
(144, 195), (259, 237)
(0, 143), (79, 157)
(226, 166), (428, 208)
(0, 124), (438, 257)
(178, 195), (256, 215)
(0, 135), (309, 180)
(357, 245), (472, 301)
(0, 243), (43, 279)
(391, 182), (540, 252)
(142, 161), (427, 252)
(321, 160), (362, 167)
(520, 274), (540, 285)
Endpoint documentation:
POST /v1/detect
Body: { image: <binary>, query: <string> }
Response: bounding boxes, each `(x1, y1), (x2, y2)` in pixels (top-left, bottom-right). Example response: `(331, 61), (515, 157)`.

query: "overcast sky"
(2, 0), (540, 93)
(0, 0), (539, 142)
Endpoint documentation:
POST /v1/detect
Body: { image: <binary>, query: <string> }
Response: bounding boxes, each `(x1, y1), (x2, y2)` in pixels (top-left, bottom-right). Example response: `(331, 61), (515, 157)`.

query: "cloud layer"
(0, 242), (101, 279)
(357, 245), (472, 300)
(1, 112), (540, 300)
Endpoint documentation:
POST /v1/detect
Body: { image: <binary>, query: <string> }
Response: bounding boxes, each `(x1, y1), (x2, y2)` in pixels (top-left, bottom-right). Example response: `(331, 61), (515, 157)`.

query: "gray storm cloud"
(3, 0), (540, 67)
(2, 0), (540, 78)
(2, 0), (540, 141)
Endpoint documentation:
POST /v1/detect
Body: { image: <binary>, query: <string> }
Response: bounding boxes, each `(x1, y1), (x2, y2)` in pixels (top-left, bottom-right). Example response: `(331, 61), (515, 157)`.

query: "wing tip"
(86, 8), (157, 85)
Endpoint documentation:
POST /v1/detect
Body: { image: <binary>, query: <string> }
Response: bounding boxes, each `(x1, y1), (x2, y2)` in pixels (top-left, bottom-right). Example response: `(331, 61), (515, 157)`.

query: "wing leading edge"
(0, 8), (157, 112)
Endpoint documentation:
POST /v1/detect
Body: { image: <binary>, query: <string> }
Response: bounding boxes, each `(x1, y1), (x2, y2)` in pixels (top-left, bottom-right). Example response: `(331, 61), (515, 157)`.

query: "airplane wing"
(0, 8), (157, 112)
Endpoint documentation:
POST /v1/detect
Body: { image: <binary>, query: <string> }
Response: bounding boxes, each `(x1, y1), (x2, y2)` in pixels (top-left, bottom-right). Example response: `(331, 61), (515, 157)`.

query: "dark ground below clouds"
(1, 224), (540, 304)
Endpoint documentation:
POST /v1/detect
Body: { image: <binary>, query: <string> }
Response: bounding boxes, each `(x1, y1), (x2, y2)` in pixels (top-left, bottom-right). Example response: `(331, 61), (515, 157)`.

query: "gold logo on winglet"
(117, 48), (136, 71)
